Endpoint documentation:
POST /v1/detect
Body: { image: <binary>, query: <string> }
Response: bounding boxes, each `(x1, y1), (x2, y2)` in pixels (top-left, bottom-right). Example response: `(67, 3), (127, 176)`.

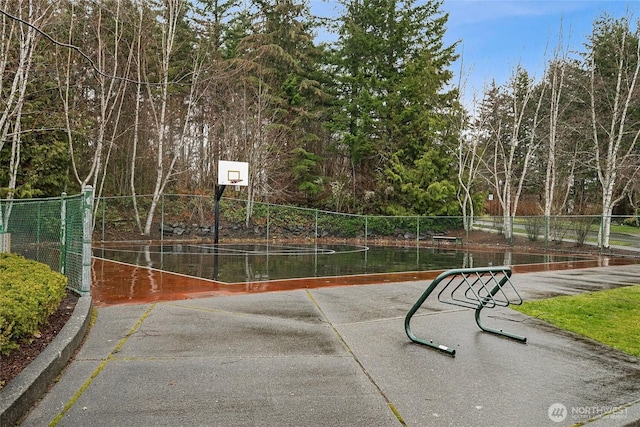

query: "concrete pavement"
(12, 264), (640, 426)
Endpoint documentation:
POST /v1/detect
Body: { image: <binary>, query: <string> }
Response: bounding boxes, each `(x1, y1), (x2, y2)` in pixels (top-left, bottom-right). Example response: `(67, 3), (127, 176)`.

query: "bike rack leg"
(474, 277), (527, 343)
(404, 277), (456, 356)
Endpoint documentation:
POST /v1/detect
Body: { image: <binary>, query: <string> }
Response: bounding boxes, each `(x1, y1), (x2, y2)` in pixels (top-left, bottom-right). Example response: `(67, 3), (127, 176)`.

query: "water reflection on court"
(91, 243), (632, 306)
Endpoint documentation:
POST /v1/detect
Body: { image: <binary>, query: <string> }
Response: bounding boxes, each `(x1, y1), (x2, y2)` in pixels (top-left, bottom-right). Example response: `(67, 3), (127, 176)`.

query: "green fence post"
(544, 215), (549, 250)
(101, 196), (106, 242)
(365, 215), (368, 247)
(37, 201), (41, 244)
(82, 186), (94, 294)
(266, 203), (271, 242)
(600, 215), (605, 254)
(510, 215), (514, 245)
(60, 192), (67, 274)
(98, 196), (107, 242)
(161, 194), (164, 244)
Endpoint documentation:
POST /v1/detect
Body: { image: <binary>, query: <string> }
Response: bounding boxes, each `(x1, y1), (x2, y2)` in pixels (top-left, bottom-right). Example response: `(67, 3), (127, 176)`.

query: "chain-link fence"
(0, 187), (93, 294)
(95, 193), (640, 253)
(4, 191), (635, 295)
(476, 215), (640, 252)
(95, 194), (465, 245)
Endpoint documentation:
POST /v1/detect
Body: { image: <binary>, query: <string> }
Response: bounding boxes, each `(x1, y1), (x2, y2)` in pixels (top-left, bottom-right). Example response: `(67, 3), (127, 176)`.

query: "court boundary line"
(95, 243), (370, 256)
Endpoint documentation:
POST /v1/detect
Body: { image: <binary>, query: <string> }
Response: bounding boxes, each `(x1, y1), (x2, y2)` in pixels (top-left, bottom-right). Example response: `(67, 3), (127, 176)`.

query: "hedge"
(0, 253), (68, 356)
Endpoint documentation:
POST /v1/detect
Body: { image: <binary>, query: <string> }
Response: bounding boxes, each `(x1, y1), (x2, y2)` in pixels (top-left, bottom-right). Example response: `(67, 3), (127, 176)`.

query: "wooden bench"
(431, 235), (462, 248)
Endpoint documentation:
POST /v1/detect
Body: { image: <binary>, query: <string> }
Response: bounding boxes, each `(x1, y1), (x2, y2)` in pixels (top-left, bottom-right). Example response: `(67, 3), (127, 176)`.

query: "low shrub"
(623, 216), (639, 228)
(0, 253), (68, 355)
(524, 216), (544, 242)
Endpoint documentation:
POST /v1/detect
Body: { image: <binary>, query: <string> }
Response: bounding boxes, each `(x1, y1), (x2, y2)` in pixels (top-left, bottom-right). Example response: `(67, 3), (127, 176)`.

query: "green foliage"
(472, 192), (488, 216)
(366, 217), (396, 236)
(385, 150), (460, 215)
(418, 215), (463, 232)
(229, 0), (331, 199)
(220, 199), (248, 224)
(329, 0), (459, 212)
(317, 215), (364, 237)
(315, 214), (464, 238)
(0, 254), (67, 356)
(290, 147), (324, 199)
(3, 0), (639, 232)
(269, 205), (314, 229)
(622, 212), (640, 227)
(248, 202), (269, 223)
(0, 133), (71, 199)
(524, 216), (544, 241)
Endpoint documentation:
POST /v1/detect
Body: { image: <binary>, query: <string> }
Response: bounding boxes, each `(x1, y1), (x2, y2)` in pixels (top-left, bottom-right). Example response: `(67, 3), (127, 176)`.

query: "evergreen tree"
(233, 0), (331, 202)
(330, 0), (460, 214)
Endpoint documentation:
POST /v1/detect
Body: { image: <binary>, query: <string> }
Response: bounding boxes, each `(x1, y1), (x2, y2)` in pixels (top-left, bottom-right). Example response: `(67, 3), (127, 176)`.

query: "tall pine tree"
(330, 0), (460, 214)
(234, 0), (331, 202)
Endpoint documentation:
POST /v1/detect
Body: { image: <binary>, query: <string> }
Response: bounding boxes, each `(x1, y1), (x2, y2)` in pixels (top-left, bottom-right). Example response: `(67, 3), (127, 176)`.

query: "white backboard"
(218, 160), (249, 186)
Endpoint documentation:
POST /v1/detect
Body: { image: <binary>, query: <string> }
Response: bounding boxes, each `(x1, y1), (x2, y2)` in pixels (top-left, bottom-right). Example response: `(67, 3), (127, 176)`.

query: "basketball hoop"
(218, 160), (248, 187)
(215, 160), (249, 244)
(229, 178), (243, 190)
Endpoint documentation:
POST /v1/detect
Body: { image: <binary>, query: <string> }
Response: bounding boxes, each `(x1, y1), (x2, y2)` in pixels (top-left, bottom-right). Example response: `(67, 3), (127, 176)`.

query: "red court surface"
(91, 256), (635, 306)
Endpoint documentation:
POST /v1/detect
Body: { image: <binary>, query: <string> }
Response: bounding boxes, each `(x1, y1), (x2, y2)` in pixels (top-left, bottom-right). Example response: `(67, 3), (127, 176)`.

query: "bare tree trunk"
(456, 97), (483, 233)
(589, 27), (640, 249)
(542, 25), (573, 224)
(0, 0), (50, 227)
(143, 63), (202, 235)
(492, 73), (534, 240)
(142, 0), (182, 236)
(56, 0), (131, 220)
(544, 61), (565, 219)
(142, 0), (204, 235)
(130, 3), (144, 234)
(479, 69), (544, 242)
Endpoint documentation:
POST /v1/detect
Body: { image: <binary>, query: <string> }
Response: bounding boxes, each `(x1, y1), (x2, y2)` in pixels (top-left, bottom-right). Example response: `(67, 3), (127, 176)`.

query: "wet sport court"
(91, 242), (632, 306)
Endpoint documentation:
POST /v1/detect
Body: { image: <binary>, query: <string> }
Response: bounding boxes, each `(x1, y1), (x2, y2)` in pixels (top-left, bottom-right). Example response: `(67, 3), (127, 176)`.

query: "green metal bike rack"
(405, 266), (527, 356)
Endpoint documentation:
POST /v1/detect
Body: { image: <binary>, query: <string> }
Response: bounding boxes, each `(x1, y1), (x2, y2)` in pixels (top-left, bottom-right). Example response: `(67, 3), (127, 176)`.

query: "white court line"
(95, 243), (370, 256)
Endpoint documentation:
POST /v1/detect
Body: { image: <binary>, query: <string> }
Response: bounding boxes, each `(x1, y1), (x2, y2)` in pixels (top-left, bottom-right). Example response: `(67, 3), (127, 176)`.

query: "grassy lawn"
(512, 285), (640, 358)
(609, 223), (640, 235)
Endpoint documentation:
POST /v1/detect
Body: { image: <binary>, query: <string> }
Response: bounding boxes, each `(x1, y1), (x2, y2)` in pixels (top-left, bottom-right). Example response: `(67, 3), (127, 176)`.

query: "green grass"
(513, 285), (640, 358)
(609, 223), (640, 235)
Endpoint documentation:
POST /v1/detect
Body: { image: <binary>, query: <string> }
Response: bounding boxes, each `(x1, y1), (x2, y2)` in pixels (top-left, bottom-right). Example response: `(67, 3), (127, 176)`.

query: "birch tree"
(543, 61), (565, 219)
(479, 69), (545, 240)
(536, 22), (577, 224)
(586, 15), (640, 248)
(0, 0), (52, 227)
(129, 2), (145, 233)
(55, 0), (134, 217)
(141, 0), (205, 235)
(539, 54), (592, 243)
(456, 94), (486, 232)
